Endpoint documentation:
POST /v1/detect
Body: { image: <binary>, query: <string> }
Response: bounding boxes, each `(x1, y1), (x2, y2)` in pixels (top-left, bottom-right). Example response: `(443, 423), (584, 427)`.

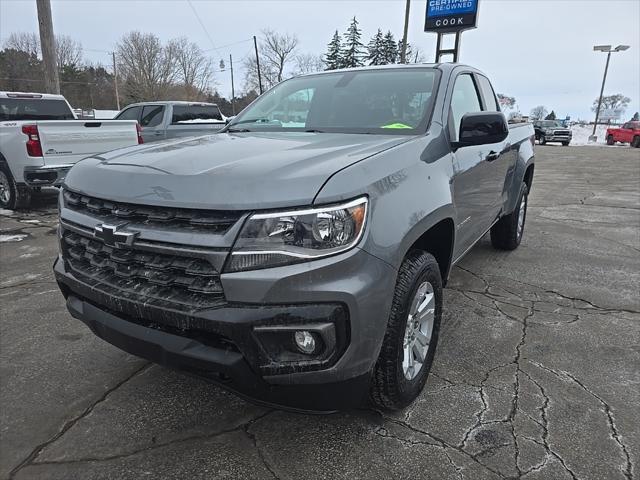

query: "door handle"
(485, 151), (500, 162)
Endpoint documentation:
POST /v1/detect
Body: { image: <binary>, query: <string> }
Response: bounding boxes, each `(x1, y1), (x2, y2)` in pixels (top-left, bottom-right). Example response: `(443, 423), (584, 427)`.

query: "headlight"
(225, 197), (368, 272)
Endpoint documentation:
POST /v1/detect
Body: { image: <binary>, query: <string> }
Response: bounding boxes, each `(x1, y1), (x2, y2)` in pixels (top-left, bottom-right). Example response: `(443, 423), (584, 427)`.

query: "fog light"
(294, 331), (316, 354)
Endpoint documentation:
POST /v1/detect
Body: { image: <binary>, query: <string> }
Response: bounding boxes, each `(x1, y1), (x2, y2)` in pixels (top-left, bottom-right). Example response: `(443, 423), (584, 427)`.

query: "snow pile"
(0, 234), (27, 243)
(570, 125), (617, 146)
(93, 110), (120, 119)
(0, 208), (15, 216)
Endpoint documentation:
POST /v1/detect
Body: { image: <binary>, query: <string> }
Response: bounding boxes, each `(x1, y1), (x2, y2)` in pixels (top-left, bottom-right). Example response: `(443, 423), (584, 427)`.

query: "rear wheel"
(607, 135), (615, 146)
(0, 163), (32, 210)
(370, 250), (442, 411)
(632, 136), (640, 148)
(491, 182), (528, 250)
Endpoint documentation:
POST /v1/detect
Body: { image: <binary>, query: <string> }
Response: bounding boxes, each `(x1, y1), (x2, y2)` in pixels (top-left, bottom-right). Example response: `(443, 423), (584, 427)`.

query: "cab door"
(139, 105), (166, 143)
(449, 73), (505, 260)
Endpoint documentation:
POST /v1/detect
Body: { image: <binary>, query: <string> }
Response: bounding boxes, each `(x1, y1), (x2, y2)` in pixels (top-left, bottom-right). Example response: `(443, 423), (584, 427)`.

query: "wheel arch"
(407, 217), (455, 285)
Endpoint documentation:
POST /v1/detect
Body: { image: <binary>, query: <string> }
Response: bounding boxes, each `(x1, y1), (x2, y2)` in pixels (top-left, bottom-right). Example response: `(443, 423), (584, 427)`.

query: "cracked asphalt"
(1, 145), (639, 480)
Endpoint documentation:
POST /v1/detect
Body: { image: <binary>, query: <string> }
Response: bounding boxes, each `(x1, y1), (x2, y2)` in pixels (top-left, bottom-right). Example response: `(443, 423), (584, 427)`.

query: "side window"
(476, 75), (499, 111)
(449, 74), (482, 142)
(622, 122), (631, 129)
(116, 106), (141, 121)
(140, 105), (165, 127)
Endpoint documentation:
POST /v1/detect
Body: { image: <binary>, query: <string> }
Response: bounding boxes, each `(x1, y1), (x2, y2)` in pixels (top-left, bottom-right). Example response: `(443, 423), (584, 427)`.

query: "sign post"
(425, 0), (480, 62)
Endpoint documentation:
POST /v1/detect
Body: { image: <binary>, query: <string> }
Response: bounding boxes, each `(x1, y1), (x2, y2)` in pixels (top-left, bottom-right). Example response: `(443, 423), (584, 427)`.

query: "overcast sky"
(1, 0), (639, 120)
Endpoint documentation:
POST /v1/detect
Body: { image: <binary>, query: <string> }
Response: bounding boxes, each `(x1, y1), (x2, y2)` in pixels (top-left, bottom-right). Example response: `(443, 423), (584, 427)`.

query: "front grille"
(63, 189), (241, 234)
(61, 228), (227, 312)
(553, 130), (571, 137)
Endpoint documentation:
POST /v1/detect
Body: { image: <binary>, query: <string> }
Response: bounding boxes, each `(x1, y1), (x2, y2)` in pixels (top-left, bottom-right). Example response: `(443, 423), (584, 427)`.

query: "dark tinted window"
(171, 105), (223, 124)
(449, 74), (482, 141)
(116, 106), (142, 121)
(476, 75), (499, 111)
(140, 105), (165, 127)
(0, 98), (74, 121)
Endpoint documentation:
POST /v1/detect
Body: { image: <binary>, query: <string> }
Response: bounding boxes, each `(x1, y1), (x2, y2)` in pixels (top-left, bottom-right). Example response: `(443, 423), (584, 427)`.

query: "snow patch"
(0, 234), (27, 242)
(570, 125), (625, 146)
(19, 219), (41, 224)
(0, 209), (15, 216)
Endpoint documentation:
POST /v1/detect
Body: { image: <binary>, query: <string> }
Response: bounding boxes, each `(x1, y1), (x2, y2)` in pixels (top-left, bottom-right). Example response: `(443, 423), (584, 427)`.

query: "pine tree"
(342, 17), (365, 68)
(632, 112), (640, 121)
(366, 29), (385, 66)
(382, 31), (398, 64)
(545, 110), (557, 120)
(324, 30), (343, 70)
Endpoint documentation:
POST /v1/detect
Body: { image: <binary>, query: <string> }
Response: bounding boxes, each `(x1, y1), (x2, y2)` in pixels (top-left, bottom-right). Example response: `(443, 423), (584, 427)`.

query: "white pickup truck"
(0, 92), (142, 209)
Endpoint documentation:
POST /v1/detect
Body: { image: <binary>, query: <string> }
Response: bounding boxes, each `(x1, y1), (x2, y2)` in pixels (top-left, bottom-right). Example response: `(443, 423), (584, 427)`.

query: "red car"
(606, 121), (640, 147)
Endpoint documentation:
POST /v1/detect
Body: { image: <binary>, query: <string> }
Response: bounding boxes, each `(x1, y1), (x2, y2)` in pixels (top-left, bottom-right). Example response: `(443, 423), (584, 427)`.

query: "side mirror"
(456, 112), (508, 147)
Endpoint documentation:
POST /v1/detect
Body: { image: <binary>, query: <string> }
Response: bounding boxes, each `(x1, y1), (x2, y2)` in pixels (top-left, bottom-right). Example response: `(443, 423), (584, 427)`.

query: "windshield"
(228, 68), (440, 135)
(0, 98), (75, 121)
(539, 120), (562, 128)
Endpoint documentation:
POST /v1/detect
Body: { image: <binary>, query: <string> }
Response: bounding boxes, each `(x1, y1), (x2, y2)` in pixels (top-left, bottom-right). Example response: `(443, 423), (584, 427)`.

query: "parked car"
(114, 101), (227, 143)
(54, 64), (535, 411)
(606, 121), (640, 147)
(533, 120), (572, 145)
(0, 91), (142, 209)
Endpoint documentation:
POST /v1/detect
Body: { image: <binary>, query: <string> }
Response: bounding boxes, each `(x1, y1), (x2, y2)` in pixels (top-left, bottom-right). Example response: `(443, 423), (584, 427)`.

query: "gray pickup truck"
(114, 101), (227, 143)
(54, 64), (535, 412)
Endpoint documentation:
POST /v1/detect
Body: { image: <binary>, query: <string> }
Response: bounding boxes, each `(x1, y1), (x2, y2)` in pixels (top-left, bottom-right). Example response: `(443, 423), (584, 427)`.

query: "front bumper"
(540, 134), (572, 143)
(24, 164), (72, 187)
(54, 247), (396, 411)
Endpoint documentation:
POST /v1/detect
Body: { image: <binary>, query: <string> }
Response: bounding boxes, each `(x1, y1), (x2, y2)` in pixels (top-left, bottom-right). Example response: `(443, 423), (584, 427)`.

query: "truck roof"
(122, 101), (219, 108)
(295, 62), (480, 78)
(0, 91), (67, 101)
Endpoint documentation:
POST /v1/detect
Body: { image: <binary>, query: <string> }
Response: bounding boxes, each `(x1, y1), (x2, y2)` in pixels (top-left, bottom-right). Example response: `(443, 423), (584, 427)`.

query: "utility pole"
(253, 35), (263, 94)
(590, 44), (630, 141)
(229, 54), (236, 115)
(400, 0), (411, 63)
(112, 52), (120, 110)
(36, 0), (60, 94)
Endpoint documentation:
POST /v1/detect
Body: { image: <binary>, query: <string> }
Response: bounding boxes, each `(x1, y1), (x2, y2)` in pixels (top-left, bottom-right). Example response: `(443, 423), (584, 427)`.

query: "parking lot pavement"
(1, 145), (638, 480)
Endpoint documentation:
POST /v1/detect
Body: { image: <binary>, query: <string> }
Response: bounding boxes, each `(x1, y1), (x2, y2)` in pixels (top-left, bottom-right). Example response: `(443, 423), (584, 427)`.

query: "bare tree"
(243, 29), (298, 91)
(116, 31), (177, 102)
(56, 35), (83, 68)
(168, 37), (214, 98)
(4, 32), (82, 69)
(4, 32), (40, 57)
(530, 105), (548, 121)
(293, 53), (325, 75)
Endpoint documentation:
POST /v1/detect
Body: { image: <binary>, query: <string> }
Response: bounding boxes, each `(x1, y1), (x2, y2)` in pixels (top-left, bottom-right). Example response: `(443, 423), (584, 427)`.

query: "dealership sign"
(425, 0), (479, 33)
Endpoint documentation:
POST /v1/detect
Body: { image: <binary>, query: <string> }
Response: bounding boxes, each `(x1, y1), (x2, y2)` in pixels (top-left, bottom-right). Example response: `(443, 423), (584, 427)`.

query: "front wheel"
(0, 163), (32, 210)
(538, 136), (546, 145)
(370, 250), (442, 411)
(491, 182), (529, 250)
(607, 135), (615, 146)
(632, 136), (640, 148)
(562, 141), (570, 146)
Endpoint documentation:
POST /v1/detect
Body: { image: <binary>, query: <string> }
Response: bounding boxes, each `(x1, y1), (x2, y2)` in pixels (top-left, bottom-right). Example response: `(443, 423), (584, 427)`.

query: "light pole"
(590, 44), (630, 142)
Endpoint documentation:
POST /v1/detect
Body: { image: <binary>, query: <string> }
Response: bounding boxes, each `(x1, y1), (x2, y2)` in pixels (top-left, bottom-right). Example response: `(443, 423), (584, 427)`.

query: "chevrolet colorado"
(54, 64), (535, 411)
(0, 92), (142, 209)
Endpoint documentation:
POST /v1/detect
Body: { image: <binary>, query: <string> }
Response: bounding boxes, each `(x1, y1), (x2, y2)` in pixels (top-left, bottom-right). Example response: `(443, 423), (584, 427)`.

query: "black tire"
(632, 136), (640, 148)
(491, 182), (529, 250)
(538, 136), (546, 145)
(607, 135), (615, 146)
(0, 162), (32, 210)
(562, 141), (570, 146)
(370, 250), (442, 411)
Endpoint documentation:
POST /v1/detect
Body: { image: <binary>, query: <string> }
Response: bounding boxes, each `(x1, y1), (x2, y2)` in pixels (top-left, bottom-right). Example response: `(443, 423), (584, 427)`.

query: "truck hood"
(64, 132), (411, 210)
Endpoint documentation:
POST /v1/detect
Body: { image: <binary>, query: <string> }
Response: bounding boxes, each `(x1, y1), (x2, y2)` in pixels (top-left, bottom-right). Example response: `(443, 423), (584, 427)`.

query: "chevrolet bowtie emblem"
(93, 223), (139, 247)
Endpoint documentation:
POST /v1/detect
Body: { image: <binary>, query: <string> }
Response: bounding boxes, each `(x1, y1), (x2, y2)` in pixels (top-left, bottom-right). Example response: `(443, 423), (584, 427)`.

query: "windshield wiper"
(228, 118), (273, 126)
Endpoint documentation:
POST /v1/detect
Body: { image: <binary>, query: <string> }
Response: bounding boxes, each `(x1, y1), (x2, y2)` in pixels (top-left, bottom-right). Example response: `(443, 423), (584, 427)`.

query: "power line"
(186, 0), (222, 57)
